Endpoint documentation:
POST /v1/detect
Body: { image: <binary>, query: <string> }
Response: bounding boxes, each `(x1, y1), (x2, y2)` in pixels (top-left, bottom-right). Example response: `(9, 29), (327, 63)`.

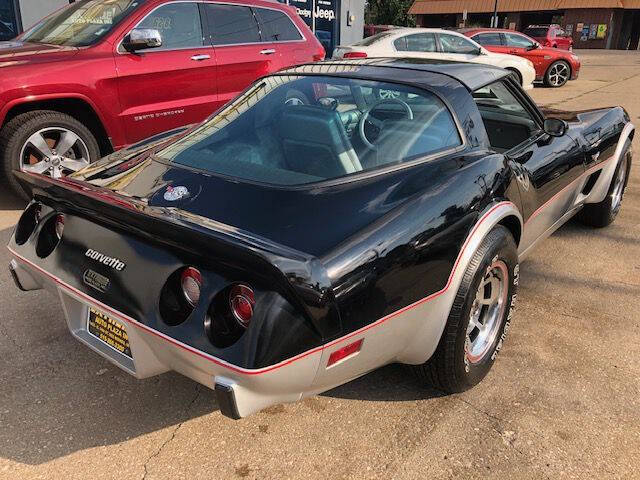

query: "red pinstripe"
(524, 156), (614, 227)
(7, 201), (515, 375)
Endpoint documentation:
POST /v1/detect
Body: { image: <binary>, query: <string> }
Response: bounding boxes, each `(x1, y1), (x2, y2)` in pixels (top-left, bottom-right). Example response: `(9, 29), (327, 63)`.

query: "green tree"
(366, 0), (416, 27)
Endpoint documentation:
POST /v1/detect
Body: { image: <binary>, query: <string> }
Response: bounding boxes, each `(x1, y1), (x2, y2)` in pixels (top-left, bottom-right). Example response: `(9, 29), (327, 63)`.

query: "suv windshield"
(157, 75), (462, 186)
(21, 0), (145, 47)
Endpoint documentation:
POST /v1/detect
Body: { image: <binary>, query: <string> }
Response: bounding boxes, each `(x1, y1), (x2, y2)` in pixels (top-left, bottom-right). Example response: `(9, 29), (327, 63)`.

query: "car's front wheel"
(578, 141), (632, 228)
(413, 225), (519, 392)
(544, 60), (570, 87)
(506, 68), (523, 86)
(0, 110), (100, 199)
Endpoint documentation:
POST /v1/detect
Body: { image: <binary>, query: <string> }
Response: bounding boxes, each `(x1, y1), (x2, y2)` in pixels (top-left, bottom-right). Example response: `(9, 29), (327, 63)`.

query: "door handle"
(190, 54), (211, 61)
(260, 49), (276, 55)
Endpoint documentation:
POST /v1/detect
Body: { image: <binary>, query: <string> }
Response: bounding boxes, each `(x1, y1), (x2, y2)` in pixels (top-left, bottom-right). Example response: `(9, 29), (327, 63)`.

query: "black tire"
(284, 89), (310, 106)
(578, 141), (632, 228)
(0, 110), (100, 199)
(506, 68), (523, 86)
(544, 60), (570, 87)
(413, 225), (519, 393)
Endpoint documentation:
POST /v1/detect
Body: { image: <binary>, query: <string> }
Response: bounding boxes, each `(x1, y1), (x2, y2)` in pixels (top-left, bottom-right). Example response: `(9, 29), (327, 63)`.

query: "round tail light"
(229, 284), (255, 327)
(54, 214), (65, 240)
(181, 267), (202, 307)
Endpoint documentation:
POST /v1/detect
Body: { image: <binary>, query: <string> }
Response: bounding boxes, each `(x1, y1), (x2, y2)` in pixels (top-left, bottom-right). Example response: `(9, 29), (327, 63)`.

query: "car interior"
(472, 80), (540, 152)
(165, 77), (462, 185)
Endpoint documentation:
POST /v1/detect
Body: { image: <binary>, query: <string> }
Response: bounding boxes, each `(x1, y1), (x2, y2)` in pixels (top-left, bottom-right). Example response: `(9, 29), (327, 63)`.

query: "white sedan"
(334, 28), (536, 90)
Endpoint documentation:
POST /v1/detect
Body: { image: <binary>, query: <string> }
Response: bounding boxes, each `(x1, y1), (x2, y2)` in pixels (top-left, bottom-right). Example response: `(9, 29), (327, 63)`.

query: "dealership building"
(409, 0), (640, 50)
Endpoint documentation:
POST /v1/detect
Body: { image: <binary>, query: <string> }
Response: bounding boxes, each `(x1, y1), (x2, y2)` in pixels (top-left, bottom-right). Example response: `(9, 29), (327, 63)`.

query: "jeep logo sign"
(85, 249), (126, 271)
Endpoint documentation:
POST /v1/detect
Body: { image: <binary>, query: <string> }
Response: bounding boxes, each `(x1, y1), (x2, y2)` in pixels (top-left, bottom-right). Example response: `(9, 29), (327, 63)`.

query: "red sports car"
(462, 28), (581, 88)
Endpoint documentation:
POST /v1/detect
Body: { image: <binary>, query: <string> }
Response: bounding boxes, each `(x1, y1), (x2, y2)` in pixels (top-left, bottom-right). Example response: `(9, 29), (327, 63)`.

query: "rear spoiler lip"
(14, 170), (312, 263)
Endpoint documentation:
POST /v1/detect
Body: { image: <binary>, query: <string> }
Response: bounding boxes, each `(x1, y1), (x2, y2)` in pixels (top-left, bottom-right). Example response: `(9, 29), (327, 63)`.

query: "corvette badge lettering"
(85, 249), (126, 271)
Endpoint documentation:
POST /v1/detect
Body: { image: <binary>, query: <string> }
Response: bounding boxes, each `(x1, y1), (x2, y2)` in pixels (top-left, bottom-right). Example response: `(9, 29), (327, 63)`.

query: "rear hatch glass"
(156, 75), (462, 186)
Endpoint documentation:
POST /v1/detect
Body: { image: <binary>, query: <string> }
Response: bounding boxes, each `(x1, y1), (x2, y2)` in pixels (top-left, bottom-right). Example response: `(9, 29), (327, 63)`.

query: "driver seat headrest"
(277, 105), (362, 179)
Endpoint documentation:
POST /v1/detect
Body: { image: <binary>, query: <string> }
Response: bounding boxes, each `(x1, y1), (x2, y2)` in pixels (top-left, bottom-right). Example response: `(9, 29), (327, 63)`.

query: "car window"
(473, 80), (539, 151)
(254, 7), (302, 42)
(204, 4), (261, 45)
(473, 33), (502, 46)
(157, 76), (462, 186)
(354, 31), (396, 46)
(504, 33), (536, 48)
(21, 0), (145, 47)
(523, 27), (548, 38)
(439, 33), (479, 54)
(137, 3), (203, 50)
(555, 28), (566, 37)
(394, 33), (437, 52)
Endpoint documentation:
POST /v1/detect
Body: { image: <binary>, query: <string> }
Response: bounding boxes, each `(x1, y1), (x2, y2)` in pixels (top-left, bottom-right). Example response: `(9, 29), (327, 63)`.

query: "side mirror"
(476, 47), (485, 55)
(122, 28), (162, 52)
(543, 118), (568, 137)
(526, 43), (539, 51)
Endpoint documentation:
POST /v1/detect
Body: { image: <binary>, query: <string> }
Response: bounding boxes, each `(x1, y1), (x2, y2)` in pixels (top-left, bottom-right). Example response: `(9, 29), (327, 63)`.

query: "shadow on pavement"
(0, 185), (26, 211)
(0, 227), (219, 466)
(324, 362), (446, 402)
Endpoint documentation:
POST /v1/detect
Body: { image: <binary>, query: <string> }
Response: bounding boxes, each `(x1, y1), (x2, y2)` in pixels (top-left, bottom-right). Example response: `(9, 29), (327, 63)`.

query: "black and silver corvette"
(8, 59), (633, 419)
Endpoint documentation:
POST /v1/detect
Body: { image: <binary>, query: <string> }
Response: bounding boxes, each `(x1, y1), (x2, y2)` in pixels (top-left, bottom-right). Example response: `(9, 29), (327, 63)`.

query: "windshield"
(21, 0), (145, 47)
(157, 75), (462, 186)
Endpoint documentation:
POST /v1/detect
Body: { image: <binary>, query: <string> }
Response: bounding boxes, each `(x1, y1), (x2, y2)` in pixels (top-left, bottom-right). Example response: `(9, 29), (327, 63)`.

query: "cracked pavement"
(0, 50), (639, 479)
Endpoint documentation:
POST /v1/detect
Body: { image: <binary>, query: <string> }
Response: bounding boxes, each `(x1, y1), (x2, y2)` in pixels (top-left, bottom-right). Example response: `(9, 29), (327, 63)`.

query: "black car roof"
(279, 58), (509, 92)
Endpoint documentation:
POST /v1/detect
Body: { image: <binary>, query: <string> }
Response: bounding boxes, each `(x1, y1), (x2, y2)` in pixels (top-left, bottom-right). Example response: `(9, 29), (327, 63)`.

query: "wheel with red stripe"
(413, 225), (519, 393)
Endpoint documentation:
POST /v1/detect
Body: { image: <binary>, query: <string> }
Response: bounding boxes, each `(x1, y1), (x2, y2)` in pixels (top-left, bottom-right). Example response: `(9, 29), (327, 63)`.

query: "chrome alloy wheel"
(378, 89), (401, 100)
(466, 260), (509, 363)
(548, 62), (569, 87)
(611, 154), (629, 214)
(19, 127), (90, 178)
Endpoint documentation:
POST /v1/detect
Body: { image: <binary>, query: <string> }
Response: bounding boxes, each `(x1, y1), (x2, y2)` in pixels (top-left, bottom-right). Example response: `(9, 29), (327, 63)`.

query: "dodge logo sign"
(85, 249), (126, 271)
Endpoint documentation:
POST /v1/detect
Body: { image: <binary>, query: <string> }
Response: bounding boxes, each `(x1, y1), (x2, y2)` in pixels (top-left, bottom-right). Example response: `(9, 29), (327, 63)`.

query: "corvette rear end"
(9, 172), (340, 419)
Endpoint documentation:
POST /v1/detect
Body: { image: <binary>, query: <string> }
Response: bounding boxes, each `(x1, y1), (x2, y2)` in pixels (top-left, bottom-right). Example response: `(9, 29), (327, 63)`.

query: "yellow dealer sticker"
(87, 308), (132, 358)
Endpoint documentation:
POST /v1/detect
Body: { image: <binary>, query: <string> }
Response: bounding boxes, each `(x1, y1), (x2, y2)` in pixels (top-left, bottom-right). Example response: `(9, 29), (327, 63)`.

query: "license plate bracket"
(87, 307), (132, 359)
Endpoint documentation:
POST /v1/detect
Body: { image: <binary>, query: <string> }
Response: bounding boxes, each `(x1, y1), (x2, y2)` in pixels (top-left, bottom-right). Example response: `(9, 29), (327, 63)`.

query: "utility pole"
(491, 0), (499, 27)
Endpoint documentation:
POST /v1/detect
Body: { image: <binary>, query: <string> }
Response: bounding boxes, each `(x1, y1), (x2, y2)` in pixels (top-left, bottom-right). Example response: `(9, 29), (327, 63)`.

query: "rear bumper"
(8, 253), (323, 419)
(570, 63), (580, 80)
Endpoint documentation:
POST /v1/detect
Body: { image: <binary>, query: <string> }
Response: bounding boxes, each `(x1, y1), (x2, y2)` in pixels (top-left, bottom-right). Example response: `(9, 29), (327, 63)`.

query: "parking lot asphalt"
(0, 50), (638, 480)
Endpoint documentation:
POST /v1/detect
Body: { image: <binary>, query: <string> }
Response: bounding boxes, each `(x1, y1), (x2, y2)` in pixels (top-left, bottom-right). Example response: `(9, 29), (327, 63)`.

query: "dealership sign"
(286, 0), (339, 55)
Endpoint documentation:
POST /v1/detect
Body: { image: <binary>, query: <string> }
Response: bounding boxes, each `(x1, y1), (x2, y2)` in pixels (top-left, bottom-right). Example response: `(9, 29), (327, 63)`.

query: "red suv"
(523, 24), (573, 50)
(0, 0), (324, 197)
(462, 28), (581, 88)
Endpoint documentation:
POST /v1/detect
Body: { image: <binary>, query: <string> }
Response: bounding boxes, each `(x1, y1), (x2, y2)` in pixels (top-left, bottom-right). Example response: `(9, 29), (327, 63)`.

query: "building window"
(0, 0), (20, 40)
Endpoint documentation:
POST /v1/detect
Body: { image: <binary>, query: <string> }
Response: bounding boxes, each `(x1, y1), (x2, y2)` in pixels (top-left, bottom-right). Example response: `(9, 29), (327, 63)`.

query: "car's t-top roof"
(279, 58), (509, 92)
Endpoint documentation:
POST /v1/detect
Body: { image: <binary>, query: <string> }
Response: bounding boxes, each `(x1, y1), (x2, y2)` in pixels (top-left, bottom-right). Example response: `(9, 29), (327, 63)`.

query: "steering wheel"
(358, 98), (414, 150)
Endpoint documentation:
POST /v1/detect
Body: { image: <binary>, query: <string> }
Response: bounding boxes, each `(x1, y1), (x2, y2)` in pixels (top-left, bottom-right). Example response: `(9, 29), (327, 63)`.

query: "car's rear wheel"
(544, 60), (570, 87)
(0, 110), (100, 199)
(578, 141), (632, 228)
(413, 225), (519, 393)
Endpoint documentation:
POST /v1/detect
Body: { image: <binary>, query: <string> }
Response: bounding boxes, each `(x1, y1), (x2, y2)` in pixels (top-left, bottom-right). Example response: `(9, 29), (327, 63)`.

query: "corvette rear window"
(157, 76), (462, 186)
